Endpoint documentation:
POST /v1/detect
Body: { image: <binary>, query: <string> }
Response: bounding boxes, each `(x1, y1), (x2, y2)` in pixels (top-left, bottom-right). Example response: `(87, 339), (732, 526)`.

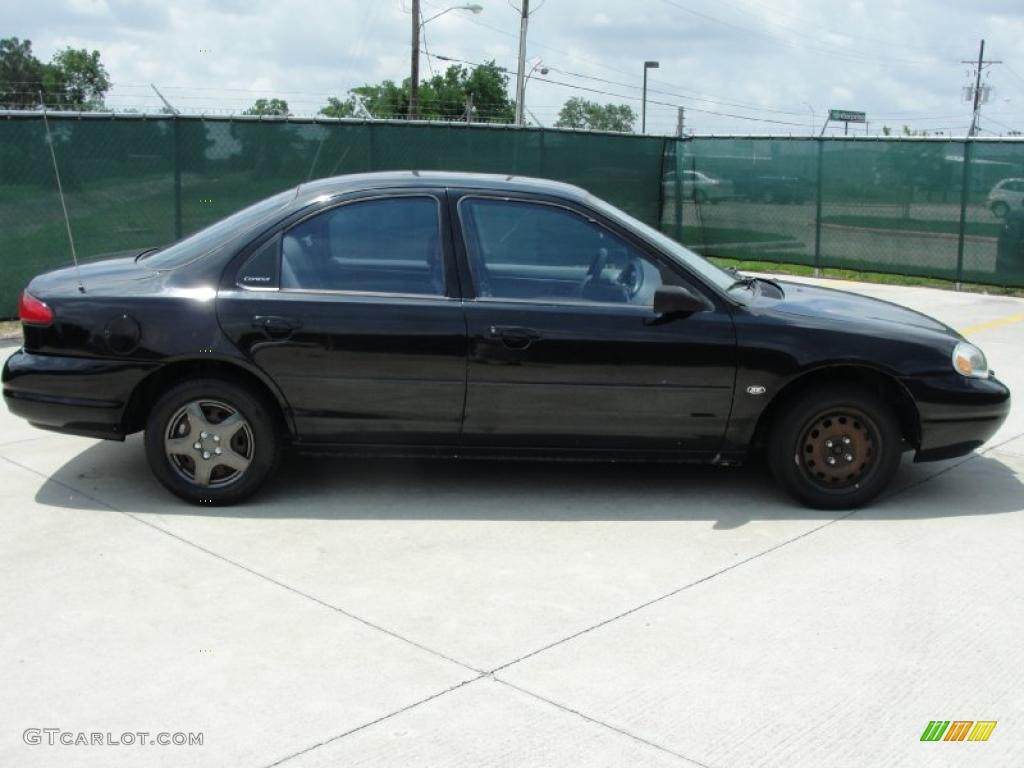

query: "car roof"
(293, 171), (589, 205)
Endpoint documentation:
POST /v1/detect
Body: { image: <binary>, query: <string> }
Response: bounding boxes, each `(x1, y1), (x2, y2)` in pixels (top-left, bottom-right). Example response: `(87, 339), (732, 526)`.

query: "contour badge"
(746, 385), (767, 395)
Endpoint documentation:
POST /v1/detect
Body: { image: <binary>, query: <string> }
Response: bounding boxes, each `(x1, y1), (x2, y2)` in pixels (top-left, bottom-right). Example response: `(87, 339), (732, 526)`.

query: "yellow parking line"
(959, 313), (1024, 336)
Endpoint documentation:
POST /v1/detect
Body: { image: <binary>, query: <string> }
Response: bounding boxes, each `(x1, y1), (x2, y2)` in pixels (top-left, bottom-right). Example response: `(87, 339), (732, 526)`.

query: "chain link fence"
(2, 114), (1023, 316)
(662, 136), (1024, 287)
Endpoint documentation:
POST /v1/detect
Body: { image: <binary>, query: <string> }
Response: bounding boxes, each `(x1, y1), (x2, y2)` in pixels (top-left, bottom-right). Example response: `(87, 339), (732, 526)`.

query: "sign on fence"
(828, 109), (867, 123)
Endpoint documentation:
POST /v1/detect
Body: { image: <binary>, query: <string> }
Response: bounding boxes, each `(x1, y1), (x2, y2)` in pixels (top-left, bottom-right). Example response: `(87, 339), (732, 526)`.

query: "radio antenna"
(39, 92), (85, 293)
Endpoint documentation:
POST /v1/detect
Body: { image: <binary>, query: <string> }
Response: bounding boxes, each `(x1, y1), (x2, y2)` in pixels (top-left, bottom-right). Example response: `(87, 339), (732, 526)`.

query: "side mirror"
(653, 285), (706, 317)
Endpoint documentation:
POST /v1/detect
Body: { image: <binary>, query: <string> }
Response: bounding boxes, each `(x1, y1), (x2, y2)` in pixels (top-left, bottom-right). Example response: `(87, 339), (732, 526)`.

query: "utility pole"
(409, 0), (420, 119)
(961, 39), (1001, 137)
(676, 107), (685, 137)
(514, 0), (530, 126)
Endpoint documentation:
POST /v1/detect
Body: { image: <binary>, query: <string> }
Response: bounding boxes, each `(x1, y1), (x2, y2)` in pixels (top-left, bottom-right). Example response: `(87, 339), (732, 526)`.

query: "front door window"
(459, 197), (671, 306)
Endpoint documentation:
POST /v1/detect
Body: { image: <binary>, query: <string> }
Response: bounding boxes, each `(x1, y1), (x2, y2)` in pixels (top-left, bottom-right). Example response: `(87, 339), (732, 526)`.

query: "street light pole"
(642, 60), (659, 134)
(409, 3), (483, 120)
(514, 0), (531, 126)
(520, 59), (548, 125)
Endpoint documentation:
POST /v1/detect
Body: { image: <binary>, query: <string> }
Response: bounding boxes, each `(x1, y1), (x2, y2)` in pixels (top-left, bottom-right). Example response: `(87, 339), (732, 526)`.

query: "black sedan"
(2, 172), (1010, 508)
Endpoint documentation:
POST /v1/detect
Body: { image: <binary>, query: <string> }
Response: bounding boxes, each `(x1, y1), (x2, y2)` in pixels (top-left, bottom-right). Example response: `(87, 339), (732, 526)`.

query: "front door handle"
(252, 315), (302, 337)
(488, 325), (540, 349)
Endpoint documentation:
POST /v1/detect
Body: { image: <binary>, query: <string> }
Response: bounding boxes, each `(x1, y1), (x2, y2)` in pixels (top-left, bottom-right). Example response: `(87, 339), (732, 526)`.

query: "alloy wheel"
(164, 399), (254, 488)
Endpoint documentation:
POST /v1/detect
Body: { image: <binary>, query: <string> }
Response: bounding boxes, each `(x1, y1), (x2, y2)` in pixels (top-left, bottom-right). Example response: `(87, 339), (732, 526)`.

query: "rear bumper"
(2, 349), (159, 440)
(911, 375), (1011, 462)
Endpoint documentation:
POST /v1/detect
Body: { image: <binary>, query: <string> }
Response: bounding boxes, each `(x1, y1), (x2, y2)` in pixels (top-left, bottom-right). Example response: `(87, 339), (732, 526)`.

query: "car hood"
(770, 280), (959, 337)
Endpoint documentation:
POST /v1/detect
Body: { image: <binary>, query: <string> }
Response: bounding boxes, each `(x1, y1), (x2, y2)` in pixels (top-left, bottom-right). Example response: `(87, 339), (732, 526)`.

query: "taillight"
(18, 291), (54, 326)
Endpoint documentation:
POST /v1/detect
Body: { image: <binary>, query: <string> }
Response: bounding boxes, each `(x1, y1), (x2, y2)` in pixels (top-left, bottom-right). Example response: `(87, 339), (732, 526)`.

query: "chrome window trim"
(467, 295), (654, 314)
(269, 287), (458, 302)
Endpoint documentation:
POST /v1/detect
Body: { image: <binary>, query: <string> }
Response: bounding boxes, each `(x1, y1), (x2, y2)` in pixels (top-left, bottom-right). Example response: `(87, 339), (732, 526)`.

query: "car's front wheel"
(991, 201), (1009, 218)
(144, 379), (280, 505)
(768, 385), (903, 509)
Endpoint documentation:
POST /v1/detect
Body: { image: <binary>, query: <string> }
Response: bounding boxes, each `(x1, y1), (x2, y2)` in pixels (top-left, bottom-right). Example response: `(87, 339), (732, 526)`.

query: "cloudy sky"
(7, 0), (1024, 135)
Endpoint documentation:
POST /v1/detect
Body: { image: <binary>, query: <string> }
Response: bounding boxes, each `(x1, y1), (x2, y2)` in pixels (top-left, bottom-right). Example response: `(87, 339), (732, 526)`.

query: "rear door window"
(281, 196), (444, 295)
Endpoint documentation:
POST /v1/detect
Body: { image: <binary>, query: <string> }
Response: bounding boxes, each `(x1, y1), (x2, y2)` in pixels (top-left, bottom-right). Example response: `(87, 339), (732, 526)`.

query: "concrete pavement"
(1, 278), (1022, 767)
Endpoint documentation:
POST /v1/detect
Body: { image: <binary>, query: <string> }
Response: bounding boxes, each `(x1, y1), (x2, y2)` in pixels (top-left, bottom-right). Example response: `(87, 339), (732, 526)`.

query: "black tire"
(991, 201), (1009, 219)
(144, 378), (280, 505)
(693, 189), (708, 205)
(767, 384), (902, 510)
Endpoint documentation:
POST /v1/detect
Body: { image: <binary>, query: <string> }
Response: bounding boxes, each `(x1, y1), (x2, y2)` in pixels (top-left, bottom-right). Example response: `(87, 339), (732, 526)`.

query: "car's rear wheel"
(144, 379), (279, 505)
(768, 385), (903, 509)
(991, 201), (1009, 218)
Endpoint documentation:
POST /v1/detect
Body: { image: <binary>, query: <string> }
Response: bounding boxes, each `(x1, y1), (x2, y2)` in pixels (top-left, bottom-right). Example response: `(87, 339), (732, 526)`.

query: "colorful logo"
(920, 721), (997, 742)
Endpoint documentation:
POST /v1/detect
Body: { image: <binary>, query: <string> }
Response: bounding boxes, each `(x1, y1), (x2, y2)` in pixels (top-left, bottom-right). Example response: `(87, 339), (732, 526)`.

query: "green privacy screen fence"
(1, 112), (1023, 315)
(663, 136), (1024, 288)
(0, 113), (665, 315)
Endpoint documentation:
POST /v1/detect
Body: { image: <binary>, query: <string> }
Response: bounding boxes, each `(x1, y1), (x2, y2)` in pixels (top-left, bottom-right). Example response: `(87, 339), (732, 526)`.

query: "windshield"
(139, 189), (295, 270)
(584, 193), (741, 296)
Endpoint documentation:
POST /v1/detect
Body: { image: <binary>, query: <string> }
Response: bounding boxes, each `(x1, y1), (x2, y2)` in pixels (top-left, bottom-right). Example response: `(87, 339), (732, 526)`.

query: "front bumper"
(910, 373), (1011, 462)
(2, 349), (159, 440)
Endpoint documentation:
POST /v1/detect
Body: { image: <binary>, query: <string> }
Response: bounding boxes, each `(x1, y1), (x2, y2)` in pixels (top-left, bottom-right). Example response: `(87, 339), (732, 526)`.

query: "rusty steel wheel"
(768, 384), (902, 510)
(799, 408), (878, 490)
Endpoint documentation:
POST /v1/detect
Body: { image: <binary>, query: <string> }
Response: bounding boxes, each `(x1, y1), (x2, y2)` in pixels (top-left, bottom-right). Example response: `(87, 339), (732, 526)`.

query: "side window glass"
(460, 198), (671, 306)
(281, 197), (444, 295)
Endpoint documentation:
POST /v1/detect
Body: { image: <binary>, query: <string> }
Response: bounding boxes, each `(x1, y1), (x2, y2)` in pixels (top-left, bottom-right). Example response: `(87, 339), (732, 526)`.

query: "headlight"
(952, 341), (989, 378)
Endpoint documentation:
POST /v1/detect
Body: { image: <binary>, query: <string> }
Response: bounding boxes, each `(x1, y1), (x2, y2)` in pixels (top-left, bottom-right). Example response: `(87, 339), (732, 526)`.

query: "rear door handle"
(252, 315), (302, 337)
(488, 325), (540, 349)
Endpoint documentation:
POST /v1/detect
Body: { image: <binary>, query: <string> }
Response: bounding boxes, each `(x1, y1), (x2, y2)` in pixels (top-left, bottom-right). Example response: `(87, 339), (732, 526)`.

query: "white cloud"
(5, 0), (1021, 135)
(66, 0), (111, 15)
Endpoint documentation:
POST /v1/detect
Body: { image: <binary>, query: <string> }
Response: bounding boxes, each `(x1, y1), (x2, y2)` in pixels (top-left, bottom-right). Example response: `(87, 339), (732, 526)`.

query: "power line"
(420, 0), (739, 99)
(657, 0), (940, 66)
(709, 0), (963, 58)
(429, 52), (808, 127)
(542, 66), (807, 116)
(1003, 63), (1024, 90)
(983, 115), (1019, 134)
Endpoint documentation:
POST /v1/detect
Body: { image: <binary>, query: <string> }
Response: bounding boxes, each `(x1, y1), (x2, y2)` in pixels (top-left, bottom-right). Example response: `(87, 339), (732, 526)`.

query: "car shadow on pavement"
(32, 436), (1024, 528)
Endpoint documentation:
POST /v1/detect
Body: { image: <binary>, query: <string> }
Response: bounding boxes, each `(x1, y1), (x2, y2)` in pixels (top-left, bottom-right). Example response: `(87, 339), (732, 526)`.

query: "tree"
(44, 47), (110, 110)
(243, 98), (290, 116)
(0, 37), (44, 108)
(349, 80), (407, 118)
(460, 61), (514, 122)
(319, 96), (359, 118)
(0, 39), (111, 110)
(318, 61), (514, 122)
(554, 97), (636, 133)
